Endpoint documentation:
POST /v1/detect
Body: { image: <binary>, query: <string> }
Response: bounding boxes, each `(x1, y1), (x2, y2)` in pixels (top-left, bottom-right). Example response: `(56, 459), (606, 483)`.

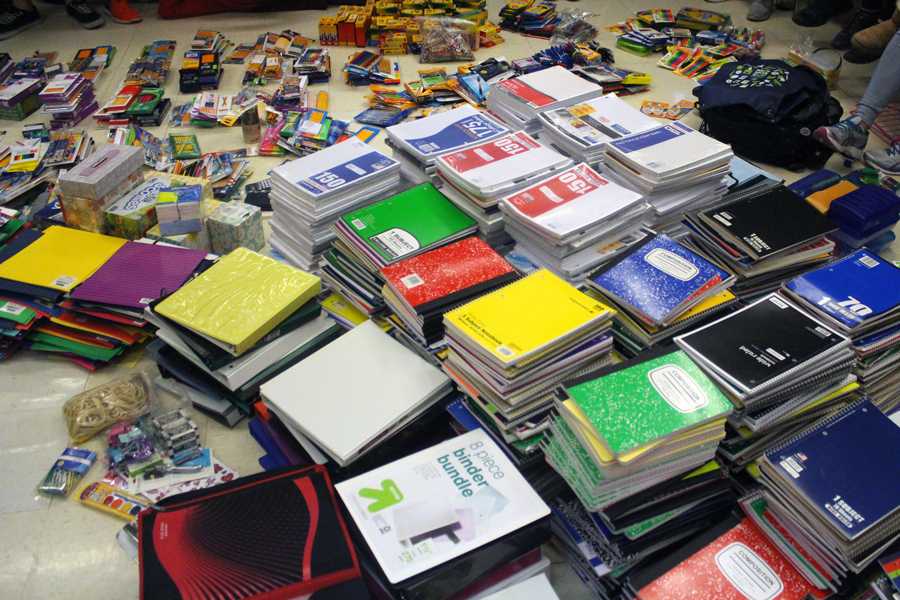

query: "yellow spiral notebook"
(443, 269), (614, 367)
(154, 247), (321, 355)
(0, 225), (126, 291)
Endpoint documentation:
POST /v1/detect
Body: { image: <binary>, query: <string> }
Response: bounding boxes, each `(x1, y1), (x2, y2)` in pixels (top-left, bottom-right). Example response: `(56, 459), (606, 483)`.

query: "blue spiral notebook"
(764, 399), (900, 541)
(588, 234), (733, 326)
(784, 249), (900, 332)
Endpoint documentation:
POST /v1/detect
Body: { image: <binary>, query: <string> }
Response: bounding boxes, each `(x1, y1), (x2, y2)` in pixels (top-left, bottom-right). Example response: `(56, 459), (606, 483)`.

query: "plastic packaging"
(788, 34), (841, 89)
(550, 10), (598, 46)
(417, 16), (478, 63)
(62, 371), (155, 443)
(37, 447), (97, 496)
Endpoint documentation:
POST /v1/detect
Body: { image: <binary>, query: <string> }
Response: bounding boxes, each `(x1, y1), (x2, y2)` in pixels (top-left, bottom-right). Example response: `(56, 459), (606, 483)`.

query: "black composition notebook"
(139, 465), (360, 600)
(674, 293), (847, 394)
(699, 185), (836, 259)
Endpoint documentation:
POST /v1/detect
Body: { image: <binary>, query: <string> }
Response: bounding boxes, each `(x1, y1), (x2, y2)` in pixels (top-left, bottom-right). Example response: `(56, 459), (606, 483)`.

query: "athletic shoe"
(793, 0), (851, 27)
(864, 142), (900, 175)
(106, 0), (141, 23)
(65, 0), (105, 28)
(813, 117), (869, 159)
(747, 0), (774, 21)
(0, 6), (40, 40)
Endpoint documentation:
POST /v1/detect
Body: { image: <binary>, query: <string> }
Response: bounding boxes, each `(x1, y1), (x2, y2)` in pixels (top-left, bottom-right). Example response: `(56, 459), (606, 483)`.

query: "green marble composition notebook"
(564, 349), (733, 458)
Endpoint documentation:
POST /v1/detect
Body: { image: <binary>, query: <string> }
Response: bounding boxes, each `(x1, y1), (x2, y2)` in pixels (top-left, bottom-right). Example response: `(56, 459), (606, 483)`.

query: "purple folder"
(70, 241), (206, 309)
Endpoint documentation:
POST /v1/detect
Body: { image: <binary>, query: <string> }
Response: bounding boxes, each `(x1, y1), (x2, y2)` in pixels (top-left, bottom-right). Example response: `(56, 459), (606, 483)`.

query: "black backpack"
(693, 59), (843, 171)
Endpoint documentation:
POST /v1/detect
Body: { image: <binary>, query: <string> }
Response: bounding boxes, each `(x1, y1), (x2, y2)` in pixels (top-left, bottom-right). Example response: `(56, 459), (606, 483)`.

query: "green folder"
(0, 299), (35, 325)
(339, 182), (477, 264)
(564, 350), (733, 457)
(30, 333), (124, 362)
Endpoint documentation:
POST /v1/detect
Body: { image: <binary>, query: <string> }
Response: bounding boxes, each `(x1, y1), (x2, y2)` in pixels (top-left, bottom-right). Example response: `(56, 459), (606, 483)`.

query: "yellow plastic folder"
(0, 225), (125, 291)
(154, 247), (321, 355)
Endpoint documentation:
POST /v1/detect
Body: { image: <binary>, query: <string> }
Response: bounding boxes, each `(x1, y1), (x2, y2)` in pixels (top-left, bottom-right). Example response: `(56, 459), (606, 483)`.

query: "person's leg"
(0, 0), (41, 40)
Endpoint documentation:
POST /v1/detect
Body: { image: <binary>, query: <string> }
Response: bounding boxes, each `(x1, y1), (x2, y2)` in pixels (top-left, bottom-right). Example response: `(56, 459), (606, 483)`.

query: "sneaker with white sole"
(0, 6), (41, 40)
(813, 117), (869, 159)
(864, 142), (900, 175)
(65, 0), (105, 28)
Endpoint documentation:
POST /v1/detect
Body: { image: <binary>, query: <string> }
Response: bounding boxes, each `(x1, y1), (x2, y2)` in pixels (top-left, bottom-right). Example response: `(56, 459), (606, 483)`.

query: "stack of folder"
(380, 236), (518, 349)
(587, 233), (737, 356)
(499, 163), (650, 284)
(335, 429), (551, 599)
(0, 225), (151, 368)
(261, 320), (454, 467)
(435, 131), (572, 247)
(536, 93), (658, 167)
(144, 247), (340, 419)
(545, 349), (736, 590)
(442, 269), (616, 466)
(268, 137), (401, 270)
(385, 104), (510, 183)
(485, 65), (604, 134)
(37, 72), (98, 129)
(601, 121), (733, 231)
(320, 182), (477, 316)
(783, 249), (900, 413)
(722, 156), (782, 205)
(682, 185), (838, 299)
(756, 399), (900, 582)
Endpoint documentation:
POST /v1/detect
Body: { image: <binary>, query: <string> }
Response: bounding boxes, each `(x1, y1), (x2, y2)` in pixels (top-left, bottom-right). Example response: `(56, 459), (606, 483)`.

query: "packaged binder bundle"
(385, 104), (510, 182)
(261, 320), (454, 467)
(537, 93), (659, 166)
(38, 72), (99, 129)
(269, 137), (401, 270)
(499, 162), (650, 283)
(335, 429), (551, 599)
(0, 77), (42, 120)
(602, 121), (733, 230)
(783, 249), (900, 411)
(587, 233), (737, 355)
(320, 183), (478, 317)
(435, 132), (572, 247)
(442, 269), (616, 465)
(682, 185), (838, 299)
(486, 65), (604, 134)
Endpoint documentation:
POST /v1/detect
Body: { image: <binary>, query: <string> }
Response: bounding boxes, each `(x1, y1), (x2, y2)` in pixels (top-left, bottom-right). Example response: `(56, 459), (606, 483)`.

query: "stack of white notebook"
(385, 104), (510, 183)
(499, 163), (650, 283)
(486, 66), (604, 134)
(537, 94), (658, 167)
(269, 138), (401, 270)
(602, 122), (732, 230)
(435, 131), (572, 246)
(260, 320), (453, 467)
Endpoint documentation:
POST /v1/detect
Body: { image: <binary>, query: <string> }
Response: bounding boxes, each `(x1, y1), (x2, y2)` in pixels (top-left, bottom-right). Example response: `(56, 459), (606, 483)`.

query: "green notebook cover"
(565, 349), (732, 457)
(339, 182), (477, 264)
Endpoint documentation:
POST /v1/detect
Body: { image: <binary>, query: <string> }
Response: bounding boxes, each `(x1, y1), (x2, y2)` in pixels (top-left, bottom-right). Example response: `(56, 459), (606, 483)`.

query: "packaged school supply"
(38, 448), (96, 496)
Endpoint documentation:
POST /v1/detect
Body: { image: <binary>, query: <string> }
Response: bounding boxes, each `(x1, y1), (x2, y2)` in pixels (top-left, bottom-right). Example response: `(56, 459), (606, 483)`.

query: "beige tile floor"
(0, 1), (894, 598)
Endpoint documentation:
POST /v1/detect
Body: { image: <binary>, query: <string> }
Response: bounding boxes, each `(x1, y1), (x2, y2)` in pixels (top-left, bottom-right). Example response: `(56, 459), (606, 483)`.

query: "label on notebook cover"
(637, 518), (819, 600)
(610, 121), (692, 154)
(296, 150), (396, 197)
(498, 77), (556, 108)
(401, 111), (508, 157)
(335, 430), (549, 584)
(439, 132), (541, 174)
(784, 249), (900, 330)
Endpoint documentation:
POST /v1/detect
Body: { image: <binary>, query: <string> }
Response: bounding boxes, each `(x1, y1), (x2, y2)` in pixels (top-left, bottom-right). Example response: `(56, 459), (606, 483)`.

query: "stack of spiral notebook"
(435, 131), (572, 247)
(442, 269), (615, 465)
(499, 163), (649, 284)
(269, 138), (401, 270)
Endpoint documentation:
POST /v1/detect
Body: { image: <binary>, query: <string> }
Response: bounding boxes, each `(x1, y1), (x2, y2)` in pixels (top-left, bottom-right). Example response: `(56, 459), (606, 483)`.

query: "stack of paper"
(380, 236), (518, 348)
(545, 349), (735, 571)
(443, 269), (616, 465)
(674, 294), (858, 470)
(486, 66), (604, 134)
(38, 72), (98, 129)
(682, 185), (838, 299)
(145, 247), (339, 416)
(499, 163), (650, 283)
(320, 182), (477, 316)
(269, 138), (401, 270)
(783, 250), (900, 412)
(435, 132), (572, 246)
(261, 319), (454, 467)
(335, 430), (550, 599)
(757, 399), (900, 578)
(587, 233), (736, 355)
(602, 122), (733, 229)
(537, 94), (658, 166)
(385, 104), (510, 182)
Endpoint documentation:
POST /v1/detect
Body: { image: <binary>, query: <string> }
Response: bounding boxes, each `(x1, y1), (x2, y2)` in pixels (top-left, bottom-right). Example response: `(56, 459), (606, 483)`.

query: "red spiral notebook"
(139, 465), (361, 600)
